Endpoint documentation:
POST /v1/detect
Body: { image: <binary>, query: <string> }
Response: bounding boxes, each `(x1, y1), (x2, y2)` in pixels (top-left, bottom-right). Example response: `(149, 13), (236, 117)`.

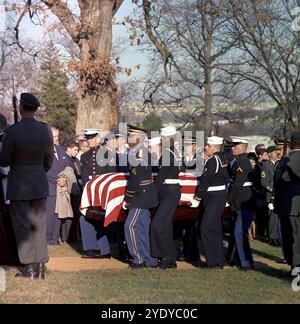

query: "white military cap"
(160, 126), (177, 137)
(230, 136), (249, 144)
(83, 128), (101, 135)
(83, 129), (101, 139)
(148, 136), (162, 146)
(207, 136), (224, 145)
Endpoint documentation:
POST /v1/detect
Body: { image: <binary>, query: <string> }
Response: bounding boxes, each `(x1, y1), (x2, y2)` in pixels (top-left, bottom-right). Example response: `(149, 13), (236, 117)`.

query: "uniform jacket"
(47, 144), (69, 197)
(261, 160), (276, 202)
(228, 153), (255, 212)
(81, 146), (117, 186)
(196, 152), (228, 201)
(125, 146), (158, 209)
(275, 150), (300, 216)
(182, 154), (205, 176)
(155, 146), (182, 192)
(0, 117), (54, 200)
(116, 147), (130, 173)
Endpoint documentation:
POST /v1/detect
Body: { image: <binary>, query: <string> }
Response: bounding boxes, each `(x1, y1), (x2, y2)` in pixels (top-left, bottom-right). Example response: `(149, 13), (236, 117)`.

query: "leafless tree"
(224, 0), (300, 131)
(138, 0), (237, 135)
(10, 0), (125, 132)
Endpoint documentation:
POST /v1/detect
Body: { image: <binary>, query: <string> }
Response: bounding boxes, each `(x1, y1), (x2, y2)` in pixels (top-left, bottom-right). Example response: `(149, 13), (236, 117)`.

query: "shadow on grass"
(253, 260), (291, 283)
(252, 247), (284, 263)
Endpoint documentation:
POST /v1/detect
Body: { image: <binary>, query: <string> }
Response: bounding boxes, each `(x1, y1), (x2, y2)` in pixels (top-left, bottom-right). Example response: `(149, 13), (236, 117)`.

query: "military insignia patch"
(261, 171), (266, 178)
(237, 167), (243, 173)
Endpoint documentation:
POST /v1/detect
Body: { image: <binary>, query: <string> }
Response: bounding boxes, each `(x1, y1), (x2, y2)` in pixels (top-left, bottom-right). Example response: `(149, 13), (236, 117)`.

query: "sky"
(12, 0), (150, 81)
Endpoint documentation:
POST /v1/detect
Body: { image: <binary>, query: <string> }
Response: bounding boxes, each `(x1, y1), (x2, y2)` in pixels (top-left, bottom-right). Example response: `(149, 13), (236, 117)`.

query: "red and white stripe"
(80, 172), (200, 227)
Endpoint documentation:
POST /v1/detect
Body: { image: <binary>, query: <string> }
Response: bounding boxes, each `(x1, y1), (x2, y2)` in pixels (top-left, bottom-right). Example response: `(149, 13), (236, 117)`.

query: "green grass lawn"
(0, 240), (299, 304)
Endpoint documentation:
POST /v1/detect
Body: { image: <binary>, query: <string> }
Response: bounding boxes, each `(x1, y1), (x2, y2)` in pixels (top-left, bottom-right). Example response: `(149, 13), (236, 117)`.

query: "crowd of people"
(0, 92), (299, 281)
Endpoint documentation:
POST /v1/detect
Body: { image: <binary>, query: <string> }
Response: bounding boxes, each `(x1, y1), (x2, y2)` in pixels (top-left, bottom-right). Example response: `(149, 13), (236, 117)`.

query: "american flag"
(80, 172), (200, 227)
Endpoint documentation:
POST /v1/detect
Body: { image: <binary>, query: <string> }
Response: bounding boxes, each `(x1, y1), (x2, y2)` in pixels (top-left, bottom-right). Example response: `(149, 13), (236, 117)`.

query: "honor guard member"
(96, 131), (117, 174)
(81, 129), (103, 184)
(148, 136), (162, 174)
(261, 146), (280, 246)
(195, 136), (228, 268)
(182, 137), (204, 176)
(79, 129), (111, 259)
(0, 93), (54, 279)
(175, 137), (201, 263)
(123, 129), (159, 268)
(275, 132), (300, 277)
(150, 126), (182, 269)
(115, 130), (130, 173)
(227, 137), (255, 271)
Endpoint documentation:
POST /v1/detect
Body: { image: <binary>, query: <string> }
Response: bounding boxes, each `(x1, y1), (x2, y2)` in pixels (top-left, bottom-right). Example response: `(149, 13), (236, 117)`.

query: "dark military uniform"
(227, 153), (255, 269)
(0, 117), (54, 266)
(116, 147), (130, 173)
(275, 145), (300, 271)
(261, 159), (281, 244)
(80, 142), (116, 258)
(150, 146), (182, 268)
(196, 152), (228, 268)
(124, 145), (158, 267)
(0, 121), (19, 266)
(81, 146), (102, 185)
(255, 160), (269, 239)
(80, 145), (111, 258)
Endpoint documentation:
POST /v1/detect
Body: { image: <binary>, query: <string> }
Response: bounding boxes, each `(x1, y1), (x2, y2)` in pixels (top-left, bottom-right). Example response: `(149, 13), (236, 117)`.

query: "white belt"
(243, 182), (253, 187)
(164, 179), (180, 185)
(207, 185), (226, 192)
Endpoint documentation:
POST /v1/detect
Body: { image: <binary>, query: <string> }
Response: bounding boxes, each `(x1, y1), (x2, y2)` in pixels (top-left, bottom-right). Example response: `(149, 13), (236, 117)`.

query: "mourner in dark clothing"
(61, 140), (82, 243)
(46, 127), (69, 245)
(0, 93), (54, 279)
(261, 146), (281, 246)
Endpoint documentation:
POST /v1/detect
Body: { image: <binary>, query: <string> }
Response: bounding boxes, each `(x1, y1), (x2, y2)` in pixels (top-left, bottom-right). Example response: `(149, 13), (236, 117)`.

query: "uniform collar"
(20, 117), (36, 122)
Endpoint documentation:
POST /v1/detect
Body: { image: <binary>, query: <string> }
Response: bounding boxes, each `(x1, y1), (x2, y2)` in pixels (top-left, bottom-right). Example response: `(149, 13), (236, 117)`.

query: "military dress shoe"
(36, 263), (45, 280)
(159, 258), (177, 270)
(96, 253), (112, 259)
(15, 264), (35, 279)
(82, 250), (101, 259)
(240, 265), (255, 272)
(129, 262), (144, 269)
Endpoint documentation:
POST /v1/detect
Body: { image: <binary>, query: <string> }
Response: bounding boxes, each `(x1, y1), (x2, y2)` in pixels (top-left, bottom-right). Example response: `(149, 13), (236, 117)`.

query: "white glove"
(268, 203), (274, 211)
(225, 202), (230, 208)
(122, 201), (128, 210)
(190, 199), (200, 208)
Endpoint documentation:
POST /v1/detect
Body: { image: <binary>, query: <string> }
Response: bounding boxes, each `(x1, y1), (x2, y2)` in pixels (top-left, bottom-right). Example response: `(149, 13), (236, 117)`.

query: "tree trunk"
(76, 0), (118, 133)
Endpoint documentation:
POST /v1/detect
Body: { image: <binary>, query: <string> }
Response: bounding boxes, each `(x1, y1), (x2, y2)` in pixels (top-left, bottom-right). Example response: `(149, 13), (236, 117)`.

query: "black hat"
(20, 93), (40, 109)
(290, 131), (300, 146)
(247, 152), (258, 163)
(266, 145), (277, 153)
(255, 144), (267, 155)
